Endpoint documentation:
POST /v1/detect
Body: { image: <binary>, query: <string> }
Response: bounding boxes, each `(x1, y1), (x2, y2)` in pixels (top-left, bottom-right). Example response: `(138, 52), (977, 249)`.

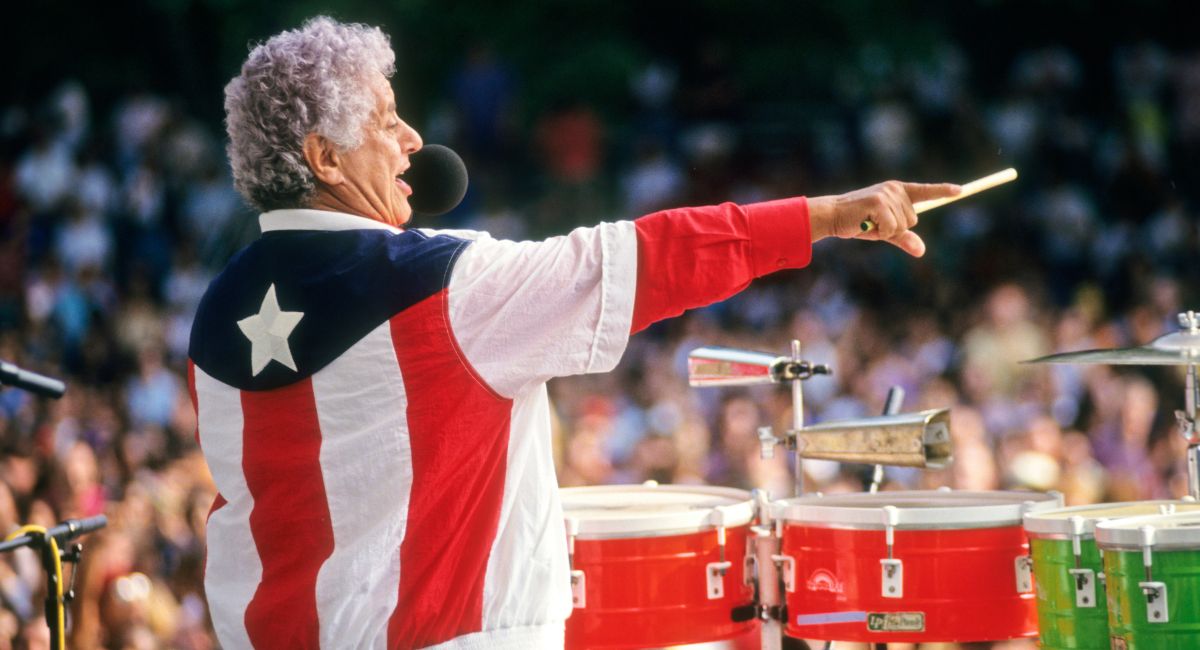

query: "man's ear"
(302, 133), (343, 186)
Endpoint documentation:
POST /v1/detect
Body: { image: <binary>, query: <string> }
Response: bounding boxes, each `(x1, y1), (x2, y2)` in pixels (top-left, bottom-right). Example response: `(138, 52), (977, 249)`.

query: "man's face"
(334, 72), (423, 226)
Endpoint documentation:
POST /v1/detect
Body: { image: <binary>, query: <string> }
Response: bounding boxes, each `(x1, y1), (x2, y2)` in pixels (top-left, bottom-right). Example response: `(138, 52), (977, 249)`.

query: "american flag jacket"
(188, 199), (811, 649)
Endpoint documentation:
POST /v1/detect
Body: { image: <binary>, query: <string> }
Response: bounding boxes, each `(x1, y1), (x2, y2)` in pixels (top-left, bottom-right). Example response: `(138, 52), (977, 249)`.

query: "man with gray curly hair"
(189, 15), (958, 650)
(224, 16), (414, 219)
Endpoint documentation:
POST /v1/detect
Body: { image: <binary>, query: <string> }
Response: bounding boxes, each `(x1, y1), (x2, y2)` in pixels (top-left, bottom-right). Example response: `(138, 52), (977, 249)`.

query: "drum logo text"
(867, 612), (925, 632)
(806, 569), (843, 594)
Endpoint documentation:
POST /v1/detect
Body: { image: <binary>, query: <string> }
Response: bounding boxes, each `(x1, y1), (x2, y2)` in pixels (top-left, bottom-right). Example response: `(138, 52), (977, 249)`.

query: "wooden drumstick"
(859, 167), (1019, 233)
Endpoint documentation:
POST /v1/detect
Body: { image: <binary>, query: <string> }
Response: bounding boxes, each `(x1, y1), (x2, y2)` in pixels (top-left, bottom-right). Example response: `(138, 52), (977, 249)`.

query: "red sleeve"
(630, 196), (811, 333)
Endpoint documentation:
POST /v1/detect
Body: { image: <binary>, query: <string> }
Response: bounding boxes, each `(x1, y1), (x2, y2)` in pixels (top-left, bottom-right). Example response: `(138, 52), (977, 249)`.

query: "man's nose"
(400, 123), (422, 154)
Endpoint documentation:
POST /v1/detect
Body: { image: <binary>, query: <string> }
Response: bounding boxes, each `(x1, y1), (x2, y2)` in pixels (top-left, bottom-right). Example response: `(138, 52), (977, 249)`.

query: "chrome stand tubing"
(755, 520), (783, 650)
(791, 339), (805, 497)
(1188, 365), (1200, 500)
(1188, 364), (1198, 429)
(1189, 445), (1200, 501)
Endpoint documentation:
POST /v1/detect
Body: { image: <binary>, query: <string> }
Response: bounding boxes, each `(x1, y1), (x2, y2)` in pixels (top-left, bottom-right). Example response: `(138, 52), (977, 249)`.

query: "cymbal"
(1024, 330), (1200, 366)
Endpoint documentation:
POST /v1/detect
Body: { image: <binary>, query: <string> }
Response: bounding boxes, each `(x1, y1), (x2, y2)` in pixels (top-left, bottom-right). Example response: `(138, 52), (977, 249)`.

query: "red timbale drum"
(561, 484), (760, 649)
(772, 490), (1062, 644)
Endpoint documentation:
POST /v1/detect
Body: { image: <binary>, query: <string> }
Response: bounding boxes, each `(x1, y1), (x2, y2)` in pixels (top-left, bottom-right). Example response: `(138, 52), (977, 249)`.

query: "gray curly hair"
(224, 16), (396, 211)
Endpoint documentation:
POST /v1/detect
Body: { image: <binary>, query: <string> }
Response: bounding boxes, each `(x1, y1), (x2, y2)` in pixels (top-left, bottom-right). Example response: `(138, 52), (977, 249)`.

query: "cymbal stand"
(1185, 364), (1200, 500)
(686, 343), (830, 496)
(1176, 312), (1200, 500)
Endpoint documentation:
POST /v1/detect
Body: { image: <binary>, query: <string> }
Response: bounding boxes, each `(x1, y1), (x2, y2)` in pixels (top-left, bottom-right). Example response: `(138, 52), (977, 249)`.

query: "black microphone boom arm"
(0, 360), (66, 399)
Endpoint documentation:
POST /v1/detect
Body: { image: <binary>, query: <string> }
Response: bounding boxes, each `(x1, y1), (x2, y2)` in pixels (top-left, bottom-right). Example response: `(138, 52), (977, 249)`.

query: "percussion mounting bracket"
(732, 601), (788, 624)
(772, 360), (832, 383)
(729, 603), (760, 623)
(756, 426), (796, 460)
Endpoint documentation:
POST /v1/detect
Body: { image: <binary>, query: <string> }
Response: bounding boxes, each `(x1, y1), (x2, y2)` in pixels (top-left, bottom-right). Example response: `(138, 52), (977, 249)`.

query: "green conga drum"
(1095, 510), (1200, 649)
(1023, 501), (1199, 649)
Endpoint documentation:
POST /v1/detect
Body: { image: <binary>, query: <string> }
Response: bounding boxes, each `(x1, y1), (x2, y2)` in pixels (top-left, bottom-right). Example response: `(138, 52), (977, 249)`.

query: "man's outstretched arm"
(630, 181), (960, 332)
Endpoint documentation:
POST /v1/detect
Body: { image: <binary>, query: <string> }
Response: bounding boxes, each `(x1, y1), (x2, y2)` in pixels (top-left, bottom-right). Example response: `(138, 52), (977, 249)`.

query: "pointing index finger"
(902, 182), (963, 203)
(859, 168), (1018, 231)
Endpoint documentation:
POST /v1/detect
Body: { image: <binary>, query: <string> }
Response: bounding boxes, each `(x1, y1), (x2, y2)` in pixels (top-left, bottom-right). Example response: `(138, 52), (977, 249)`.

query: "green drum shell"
(1029, 536), (1107, 649)
(1104, 548), (1200, 649)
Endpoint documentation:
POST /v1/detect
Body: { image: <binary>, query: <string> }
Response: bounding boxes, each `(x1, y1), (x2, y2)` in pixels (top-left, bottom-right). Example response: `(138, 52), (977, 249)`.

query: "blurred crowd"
(2, 27), (1200, 650)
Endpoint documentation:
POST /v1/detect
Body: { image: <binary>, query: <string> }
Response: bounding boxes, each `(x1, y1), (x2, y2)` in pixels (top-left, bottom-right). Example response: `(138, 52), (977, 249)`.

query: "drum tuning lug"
(771, 554), (796, 593)
(706, 561), (732, 599)
(565, 517), (580, 568)
(1015, 555), (1034, 594)
(711, 510), (729, 565)
(565, 516), (585, 608)
(1069, 568), (1097, 607)
(880, 558), (904, 598)
(1179, 310), (1200, 333)
(1139, 581), (1169, 623)
(880, 505), (904, 598)
(570, 569), (586, 609)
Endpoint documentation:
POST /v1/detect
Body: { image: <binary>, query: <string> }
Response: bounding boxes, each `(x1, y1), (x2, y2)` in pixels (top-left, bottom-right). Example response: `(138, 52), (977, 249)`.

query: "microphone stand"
(0, 516), (108, 650)
(1, 357), (92, 649)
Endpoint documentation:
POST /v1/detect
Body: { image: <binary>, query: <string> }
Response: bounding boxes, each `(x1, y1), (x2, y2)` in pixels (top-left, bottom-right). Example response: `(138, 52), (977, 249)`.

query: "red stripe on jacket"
(241, 379), (335, 648)
(631, 197), (812, 333)
(387, 289), (514, 648)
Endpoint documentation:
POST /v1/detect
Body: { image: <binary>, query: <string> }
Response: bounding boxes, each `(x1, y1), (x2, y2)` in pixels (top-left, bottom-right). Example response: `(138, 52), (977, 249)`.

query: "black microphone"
(406, 144), (469, 217)
(45, 515), (108, 543)
(0, 360), (66, 399)
(0, 515), (107, 553)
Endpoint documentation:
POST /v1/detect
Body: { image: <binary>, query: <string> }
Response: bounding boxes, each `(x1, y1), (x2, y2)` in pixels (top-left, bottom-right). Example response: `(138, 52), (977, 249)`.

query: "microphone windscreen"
(406, 144), (469, 217)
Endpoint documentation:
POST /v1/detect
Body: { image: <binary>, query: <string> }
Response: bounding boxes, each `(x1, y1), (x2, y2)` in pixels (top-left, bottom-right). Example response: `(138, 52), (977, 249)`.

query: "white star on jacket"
(237, 284), (304, 376)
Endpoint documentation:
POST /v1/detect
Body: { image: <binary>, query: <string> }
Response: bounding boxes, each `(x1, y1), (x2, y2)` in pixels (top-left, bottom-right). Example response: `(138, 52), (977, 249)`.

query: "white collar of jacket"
(259, 209), (403, 234)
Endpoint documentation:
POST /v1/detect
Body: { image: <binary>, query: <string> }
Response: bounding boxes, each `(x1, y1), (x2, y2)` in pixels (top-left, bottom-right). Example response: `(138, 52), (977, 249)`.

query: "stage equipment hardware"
(1025, 310), (1200, 499)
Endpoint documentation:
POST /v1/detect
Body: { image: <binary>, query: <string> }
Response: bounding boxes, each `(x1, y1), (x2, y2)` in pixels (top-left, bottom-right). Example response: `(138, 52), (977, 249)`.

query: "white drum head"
(1024, 500), (1200, 539)
(771, 490), (1062, 530)
(1095, 510), (1200, 550)
(561, 484), (756, 539)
